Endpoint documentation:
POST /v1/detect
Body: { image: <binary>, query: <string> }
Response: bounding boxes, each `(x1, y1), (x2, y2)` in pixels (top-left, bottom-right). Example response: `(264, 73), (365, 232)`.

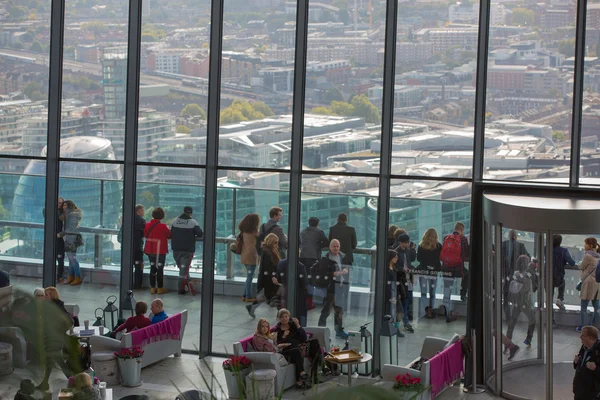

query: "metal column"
(494, 223), (503, 394)
(569, 0), (588, 186)
(545, 231), (554, 399)
(119, 0), (143, 315)
(372, 0), (398, 377)
(285, 0), (310, 316)
(199, 0), (224, 358)
(42, 0), (66, 288)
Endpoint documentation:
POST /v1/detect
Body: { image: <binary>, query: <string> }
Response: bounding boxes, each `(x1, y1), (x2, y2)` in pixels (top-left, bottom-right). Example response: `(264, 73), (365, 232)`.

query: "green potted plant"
(222, 355), (251, 399)
(114, 347), (144, 387)
(392, 373), (427, 400)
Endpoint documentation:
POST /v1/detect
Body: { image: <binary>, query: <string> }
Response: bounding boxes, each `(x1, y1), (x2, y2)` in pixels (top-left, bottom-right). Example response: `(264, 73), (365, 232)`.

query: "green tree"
(311, 106), (331, 115)
(350, 94), (380, 123)
(30, 40), (44, 53)
(220, 107), (247, 124)
(176, 125), (191, 134)
(511, 8), (534, 26)
(558, 38), (576, 57)
(220, 100), (273, 124)
(82, 21), (108, 37)
(23, 81), (45, 100)
(323, 87), (344, 103)
(0, 198), (6, 219)
(330, 100), (355, 116)
(11, 40), (24, 50)
(251, 101), (274, 117)
(552, 130), (565, 141)
(180, 103), (207, 119)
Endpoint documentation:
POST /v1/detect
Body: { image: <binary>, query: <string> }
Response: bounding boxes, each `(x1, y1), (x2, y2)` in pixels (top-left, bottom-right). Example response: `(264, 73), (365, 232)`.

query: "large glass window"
(483, 0), (575, 182)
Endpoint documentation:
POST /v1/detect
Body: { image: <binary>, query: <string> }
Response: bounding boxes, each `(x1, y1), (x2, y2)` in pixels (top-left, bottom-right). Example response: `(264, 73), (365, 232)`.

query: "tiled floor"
(0, 353), (502, 400)
(3, 277), (584, 399)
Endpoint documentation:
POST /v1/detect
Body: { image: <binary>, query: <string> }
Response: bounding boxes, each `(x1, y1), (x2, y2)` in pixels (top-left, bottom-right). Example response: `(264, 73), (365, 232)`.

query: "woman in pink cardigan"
(251, 318), (311, 389)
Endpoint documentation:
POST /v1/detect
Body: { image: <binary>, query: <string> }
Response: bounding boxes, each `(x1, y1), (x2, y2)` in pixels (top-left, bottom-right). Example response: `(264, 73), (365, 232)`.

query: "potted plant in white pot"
(114, 347), (144, 387)
(222, 355), (251, 399)
(392, 372), (428, 400)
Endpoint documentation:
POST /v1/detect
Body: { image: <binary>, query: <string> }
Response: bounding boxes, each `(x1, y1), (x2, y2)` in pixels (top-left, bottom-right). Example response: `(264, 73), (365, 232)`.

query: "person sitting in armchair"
(111, 301), (151, 338)
(149, 298), (168, 324)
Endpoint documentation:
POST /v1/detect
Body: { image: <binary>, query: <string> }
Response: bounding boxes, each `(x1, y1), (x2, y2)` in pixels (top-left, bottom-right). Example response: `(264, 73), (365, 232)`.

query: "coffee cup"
(84, 320), (90, 330)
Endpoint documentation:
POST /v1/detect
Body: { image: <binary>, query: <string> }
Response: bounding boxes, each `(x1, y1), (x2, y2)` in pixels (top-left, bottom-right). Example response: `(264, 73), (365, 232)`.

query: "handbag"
(577, 270), (595, 291)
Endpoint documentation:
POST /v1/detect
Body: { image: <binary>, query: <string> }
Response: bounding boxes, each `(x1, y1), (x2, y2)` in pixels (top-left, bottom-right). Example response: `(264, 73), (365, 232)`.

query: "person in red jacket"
(110, 301), (151, 338)
(144, 207), (171, 294)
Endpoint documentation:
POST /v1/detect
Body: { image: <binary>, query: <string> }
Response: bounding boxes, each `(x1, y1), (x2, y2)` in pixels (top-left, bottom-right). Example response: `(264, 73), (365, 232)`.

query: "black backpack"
(310, 258), (333, 288)
(256, 223), (276, 254)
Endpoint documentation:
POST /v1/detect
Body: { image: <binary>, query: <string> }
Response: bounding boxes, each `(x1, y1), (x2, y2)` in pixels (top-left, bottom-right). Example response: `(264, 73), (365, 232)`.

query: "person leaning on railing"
(58, 200), (83, 286)
(144, 207), (171, 295)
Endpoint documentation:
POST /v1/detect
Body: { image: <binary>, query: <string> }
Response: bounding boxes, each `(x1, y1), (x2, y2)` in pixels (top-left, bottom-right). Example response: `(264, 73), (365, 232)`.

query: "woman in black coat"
(246, 233), (281, 318)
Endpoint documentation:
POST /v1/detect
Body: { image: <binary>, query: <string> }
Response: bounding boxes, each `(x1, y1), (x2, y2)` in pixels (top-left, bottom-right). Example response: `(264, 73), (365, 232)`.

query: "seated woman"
(252, 317), (310, 389)
(150, 298), (168, 324)
(276, 309), (328, 385)
(111, 301), (151, 338)
(33, 288), (45, 300)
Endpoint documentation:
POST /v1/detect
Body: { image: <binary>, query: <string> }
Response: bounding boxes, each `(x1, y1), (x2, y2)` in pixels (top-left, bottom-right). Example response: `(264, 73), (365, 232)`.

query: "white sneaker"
(556, 299), (566, 311)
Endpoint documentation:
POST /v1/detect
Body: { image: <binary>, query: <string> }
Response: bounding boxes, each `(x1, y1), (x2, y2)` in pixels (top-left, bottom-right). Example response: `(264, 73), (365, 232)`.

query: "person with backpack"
(144, 207), (171, 295)
(257, 206), (288, 259)
(315, 239), (351, 339)
(577, 237), (600, 333)
(440, 222), (470, 322)
(238, 213), (261, 302)
(171, 206), (203, 295)
(501, 229), (529, 320)
(246, 233), (281, 318)
(552, 234), (576, 311)
(506, 255), (537, 347)
(395, 234), (416, 332)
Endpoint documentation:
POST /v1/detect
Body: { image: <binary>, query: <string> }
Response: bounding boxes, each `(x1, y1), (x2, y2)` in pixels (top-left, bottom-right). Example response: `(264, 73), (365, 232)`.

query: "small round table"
(326, 353), (372, 387)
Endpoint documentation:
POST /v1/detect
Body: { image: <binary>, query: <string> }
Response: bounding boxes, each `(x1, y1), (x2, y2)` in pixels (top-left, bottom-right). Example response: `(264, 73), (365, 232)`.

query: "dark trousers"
(506, 302), (536, 342)
(460, 267), (468, 297)
(554, 282), (565, 301)
(282, 347), (305, 380)
(41, 351), (73, 387)
(133, 250), (144, 289)
(147, 253), (166, 288)
(502, 281), (511, 320)
(174, 251), (193, 291)
(318, 283), (349, 331)
(56, 252), (65, 280)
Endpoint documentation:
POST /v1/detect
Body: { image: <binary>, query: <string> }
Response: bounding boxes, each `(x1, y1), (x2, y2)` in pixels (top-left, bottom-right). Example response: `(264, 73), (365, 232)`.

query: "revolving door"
(482, 193), (600, 400)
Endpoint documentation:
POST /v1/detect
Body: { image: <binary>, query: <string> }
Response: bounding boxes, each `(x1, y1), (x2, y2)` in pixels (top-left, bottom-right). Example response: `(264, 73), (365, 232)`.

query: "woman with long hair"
(144, 207), (172, 295)
(577, 237), (600, 332)
(417, 228), (442, 319)
(238, 213), (260, 302)
(246, 233), (280, 318)
(385, 249), (404, 337)
(58, 200), (83, 286)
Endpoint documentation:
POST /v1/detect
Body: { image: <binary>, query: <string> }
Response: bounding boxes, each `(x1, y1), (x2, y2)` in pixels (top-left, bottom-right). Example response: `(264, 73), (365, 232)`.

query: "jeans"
(580, 299), (600, 326)
(244, 264), (257, 298)
(133, 250), (144, 289)
(66, 252), (80, 278)
(419, 276), (437, 316)
(554, 283), (565, 301)
(147, 253), (167, 288)
(443, 277), (455, 312)
(173, 251), (193, 292)
(402, 290), (413, 325)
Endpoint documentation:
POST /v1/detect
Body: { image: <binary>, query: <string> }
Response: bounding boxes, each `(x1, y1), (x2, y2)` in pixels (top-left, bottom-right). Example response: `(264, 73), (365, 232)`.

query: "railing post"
(94, 235), (101, 268)
(463, 328), (486, 394)
(226, 240), (234, 279)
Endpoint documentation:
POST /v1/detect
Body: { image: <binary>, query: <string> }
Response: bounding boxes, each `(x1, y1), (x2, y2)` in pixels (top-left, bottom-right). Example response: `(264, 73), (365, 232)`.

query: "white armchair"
(233, 326), (330, 393)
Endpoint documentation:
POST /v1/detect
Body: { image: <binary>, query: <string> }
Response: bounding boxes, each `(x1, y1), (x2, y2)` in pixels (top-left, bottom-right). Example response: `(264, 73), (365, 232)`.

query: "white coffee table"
(326, 353), (372, 387)
(69, 326), (109, 337)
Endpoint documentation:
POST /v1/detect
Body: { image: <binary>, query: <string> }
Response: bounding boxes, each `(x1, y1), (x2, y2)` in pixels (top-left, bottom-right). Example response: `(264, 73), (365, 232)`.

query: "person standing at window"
(328, 213), (357, 267)
(58, 200), (82, 286)
(144, 207), (171, 295)
(577, 237), (600, 333)
(300, 217), (329, 310)
(417, 228), (442, 319)
(239, 213), (260, 302)
(171, 206), (203, 295)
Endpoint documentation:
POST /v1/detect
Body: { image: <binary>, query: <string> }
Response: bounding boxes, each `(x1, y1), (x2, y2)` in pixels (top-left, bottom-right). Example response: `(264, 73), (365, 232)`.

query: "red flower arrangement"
(222, 356), (251, 372)
(393, 373), (426, 396)
(114, 347), (144, 359)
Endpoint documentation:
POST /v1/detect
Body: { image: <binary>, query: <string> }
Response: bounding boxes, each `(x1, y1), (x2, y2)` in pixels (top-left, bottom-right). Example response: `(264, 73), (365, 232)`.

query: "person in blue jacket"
(553, 234), (576, 311)
(150, 298), (168, 324)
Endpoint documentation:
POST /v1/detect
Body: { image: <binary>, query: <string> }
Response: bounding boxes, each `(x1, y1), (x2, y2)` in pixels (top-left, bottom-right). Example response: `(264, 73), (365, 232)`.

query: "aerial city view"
(0, 0), (598, 267)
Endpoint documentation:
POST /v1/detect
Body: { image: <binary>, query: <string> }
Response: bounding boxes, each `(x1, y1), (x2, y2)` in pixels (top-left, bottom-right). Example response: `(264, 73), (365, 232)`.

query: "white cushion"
(444, 333), (461, 349)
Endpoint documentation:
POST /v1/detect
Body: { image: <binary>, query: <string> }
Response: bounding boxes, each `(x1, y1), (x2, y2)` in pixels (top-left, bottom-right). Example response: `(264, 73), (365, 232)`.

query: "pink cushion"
(238, 326), (314, 353)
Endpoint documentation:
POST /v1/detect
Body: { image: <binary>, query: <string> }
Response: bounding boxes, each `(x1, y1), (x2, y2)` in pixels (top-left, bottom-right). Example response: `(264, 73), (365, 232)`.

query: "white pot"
(117, 357), (143, 387)
(223, 369), (246, 399)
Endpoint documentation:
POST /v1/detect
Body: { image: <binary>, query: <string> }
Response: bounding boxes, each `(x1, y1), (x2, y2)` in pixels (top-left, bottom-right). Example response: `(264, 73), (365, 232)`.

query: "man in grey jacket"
(171, 206), (203, 294)
(328, 213), (357, 265)
(259, 206), (288, 258)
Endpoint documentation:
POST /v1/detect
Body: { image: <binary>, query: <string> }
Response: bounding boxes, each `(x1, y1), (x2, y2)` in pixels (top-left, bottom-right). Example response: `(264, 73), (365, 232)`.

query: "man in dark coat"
(573, 325), (600, 399)
(300, 217), (329, 311)
(328, 213), (357, 265)
(275, 258), (308, 326)
(501, 229), (530, 320)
